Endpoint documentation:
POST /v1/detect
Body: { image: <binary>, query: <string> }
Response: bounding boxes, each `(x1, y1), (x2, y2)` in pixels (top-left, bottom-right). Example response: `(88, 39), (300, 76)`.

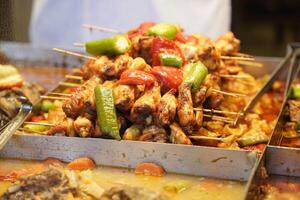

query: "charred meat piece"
(156, 90), (177, 127)
(203, 74), (224, 109)
(100, 185), (169, 200)
(195, 107), (204, 130)
(169, 122), (192, 145)
(192, 86), (208, 107)
(177, 83), (195, 134)
(197, 42), (221, 71)
(47, 118), (75, 137)
(288, 100), (300, 122)
(114, 84), (135, 112)
(139, 125), (168, 143)
(62, 76), (101, 119)
(1, 168), (79, 200)
(131, 85), (161, 125)
(114, 54), (133, 78)
(74, 116), (94, 137)
(130, 36), (153, 64)
(215, 32), (240, 56)
(81, 56), (111, 80)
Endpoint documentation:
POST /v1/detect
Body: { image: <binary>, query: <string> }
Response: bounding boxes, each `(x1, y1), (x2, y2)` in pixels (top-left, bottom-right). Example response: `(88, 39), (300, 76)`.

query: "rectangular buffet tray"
(245, 43), (300, 199)
(0, 42), (286, 199)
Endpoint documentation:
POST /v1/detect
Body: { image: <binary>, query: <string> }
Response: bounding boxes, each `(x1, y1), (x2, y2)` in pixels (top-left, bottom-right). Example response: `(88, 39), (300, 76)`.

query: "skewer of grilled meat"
(130, 84), (161, 125)
(177, 83), (196, 134)
(215, 32), (240, 56)
(81, 55), (132, 80)
(62, 76), (101, 119)
(138, 125), (168, 143)
(156, 89), (177, 127)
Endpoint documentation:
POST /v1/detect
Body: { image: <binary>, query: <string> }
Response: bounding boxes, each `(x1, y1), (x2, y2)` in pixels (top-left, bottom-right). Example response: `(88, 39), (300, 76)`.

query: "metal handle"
(0, 97), (31, 150)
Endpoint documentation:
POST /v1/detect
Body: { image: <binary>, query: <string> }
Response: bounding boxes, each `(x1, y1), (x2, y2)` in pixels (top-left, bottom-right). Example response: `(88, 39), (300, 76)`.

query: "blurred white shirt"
(30, 0), (231, 48)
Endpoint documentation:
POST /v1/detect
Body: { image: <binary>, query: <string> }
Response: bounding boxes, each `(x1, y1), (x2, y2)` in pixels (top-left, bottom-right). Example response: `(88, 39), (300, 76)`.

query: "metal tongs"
(233, 46), (295, 126)
(0, 95), (32, 150)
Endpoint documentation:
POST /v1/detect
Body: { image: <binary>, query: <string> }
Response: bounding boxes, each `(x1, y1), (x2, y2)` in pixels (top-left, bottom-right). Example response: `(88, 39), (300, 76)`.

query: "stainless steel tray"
(245, 43), (300, 199)
(0, 42), (285, 199)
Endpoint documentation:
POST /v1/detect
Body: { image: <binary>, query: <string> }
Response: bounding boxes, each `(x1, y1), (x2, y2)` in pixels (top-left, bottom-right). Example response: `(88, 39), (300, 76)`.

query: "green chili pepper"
(237, 131), (269, 147)
(183, 62), (208, 92)
(295, 122), (300, 133)
(292, 86), (300, 99)
(94, 85), (120, 140)
(41, 100), (55, 113)
(85, 35), (131, 56)
(159, 53), (182, 67)
(146, 23), (178, 40)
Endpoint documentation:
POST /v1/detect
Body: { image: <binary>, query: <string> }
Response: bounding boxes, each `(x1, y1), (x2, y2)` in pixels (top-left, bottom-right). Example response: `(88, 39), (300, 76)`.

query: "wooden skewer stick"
(211, 89), (246, 97)
(40, 95), (70, 101)
(47, 92), (72, 97)
(65, 75), (83, 80)
(82, 23), (124, 34)
(189, 135), (224, 141)
(230, 52), (254, 58)
(73, 42), (84, 47)
(219, 74), (251, 79)
(23, 121), (55, 126)
(59, 81), (81, 87)
(193, 108), (244, 116)
(53, 48), (96, 60)
(220, 56), (255, 61)
(237, 60), (263, 68)
(203, 114), (234, 124)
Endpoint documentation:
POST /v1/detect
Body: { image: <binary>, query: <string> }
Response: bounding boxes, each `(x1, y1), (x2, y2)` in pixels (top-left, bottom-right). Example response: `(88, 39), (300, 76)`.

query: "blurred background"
(1, 0), (299, 57)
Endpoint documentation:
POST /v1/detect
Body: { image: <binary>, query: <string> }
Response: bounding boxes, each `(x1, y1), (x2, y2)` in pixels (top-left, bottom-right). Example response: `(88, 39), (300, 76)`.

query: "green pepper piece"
(183, 62), (208, 92)
(85, 35), (131, 56)
(146, 23), (178, 40)
(94, 85), (121, 140)
(24, 121), (48, 133)
(159, 53), (182, 67)
(237, 130), (269, 147)
(41, 100), (55, 113)
(295, 122), (300, 133)
(292, 87), (300, 99)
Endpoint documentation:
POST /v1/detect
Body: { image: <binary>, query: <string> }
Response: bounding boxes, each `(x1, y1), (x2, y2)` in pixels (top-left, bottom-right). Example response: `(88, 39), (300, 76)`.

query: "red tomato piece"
(151, 37), (185, 66)
(151, 66), (183, 90)
(119, 69), (156, 87)
(31, 115), (45, 122)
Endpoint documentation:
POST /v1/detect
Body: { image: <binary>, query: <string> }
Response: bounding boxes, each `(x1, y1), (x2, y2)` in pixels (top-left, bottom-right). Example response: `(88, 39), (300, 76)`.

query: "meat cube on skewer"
(288, 100), (300, 122)
(156, 90), (177, 127)
(130, 85), (161, 125)
(170, 122), (192, 145)
(177, 83), (196, 134)
(113, 84), (135, 112)
(62, 76), (101, 119)
(139, 125), (168, 143)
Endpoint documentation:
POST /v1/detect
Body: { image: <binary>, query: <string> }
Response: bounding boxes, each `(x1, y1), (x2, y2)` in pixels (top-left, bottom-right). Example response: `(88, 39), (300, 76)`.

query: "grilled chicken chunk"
(198, 41), (221, 71)
(62, 76), (101, 119)
(170, 122), (192, 145)
(114, 84), (135, 112)
(203, 74), (224, 109)
(177, 83), (195, 134)
(139, 125), (168, 143)
(156, 90), (177, 127)
(215, 32), (240, 56)
(81, 56), (111, 80)
(131, 85), (161, 125)
(195, 107), (204, 130)
(74, 116), (94, 137)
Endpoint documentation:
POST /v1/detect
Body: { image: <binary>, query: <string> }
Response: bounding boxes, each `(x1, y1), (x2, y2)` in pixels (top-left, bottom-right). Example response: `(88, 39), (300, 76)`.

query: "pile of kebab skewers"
(23, 22), (275, 149)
